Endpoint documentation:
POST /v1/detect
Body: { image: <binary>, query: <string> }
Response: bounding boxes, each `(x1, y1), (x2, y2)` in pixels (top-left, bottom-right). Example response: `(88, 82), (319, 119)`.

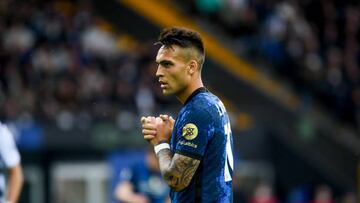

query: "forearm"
(115, 182), (148, 203)
(7, 165), (23, 203)
(157, 150), (199, 191)
(157, 149), (179, 189)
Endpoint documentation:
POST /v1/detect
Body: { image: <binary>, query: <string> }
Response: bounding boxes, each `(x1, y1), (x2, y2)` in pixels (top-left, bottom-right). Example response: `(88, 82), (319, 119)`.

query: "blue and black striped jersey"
(170, 87), (234, 203)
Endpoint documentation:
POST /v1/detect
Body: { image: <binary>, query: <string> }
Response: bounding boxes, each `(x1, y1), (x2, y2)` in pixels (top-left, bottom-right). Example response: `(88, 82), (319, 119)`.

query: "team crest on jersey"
(182, 123), (198, 140)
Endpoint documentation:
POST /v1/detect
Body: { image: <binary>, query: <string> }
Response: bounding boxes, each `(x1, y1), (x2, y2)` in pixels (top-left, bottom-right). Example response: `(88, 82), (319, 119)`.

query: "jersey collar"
(184, 87), (208, 105)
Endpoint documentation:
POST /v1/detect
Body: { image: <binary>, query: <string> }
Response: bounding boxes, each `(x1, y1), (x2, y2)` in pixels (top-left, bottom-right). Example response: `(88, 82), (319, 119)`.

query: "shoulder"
(189, 92), (222, 116)
(119, 161), (144, 180)
(129, 160), (146, 172)
(179, 92), (223, 126)
(0, 123), (20, 166)
(0, 123), (14, 146)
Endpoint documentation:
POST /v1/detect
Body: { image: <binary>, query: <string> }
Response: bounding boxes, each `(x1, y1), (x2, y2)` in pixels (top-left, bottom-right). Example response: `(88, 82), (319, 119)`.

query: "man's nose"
(156, 66), (163, 77)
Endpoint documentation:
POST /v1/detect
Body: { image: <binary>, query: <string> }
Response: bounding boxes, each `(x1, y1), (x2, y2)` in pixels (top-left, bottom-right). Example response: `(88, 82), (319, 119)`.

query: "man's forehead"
(158, 45), (178, 54)
(156, 45), (182, 61)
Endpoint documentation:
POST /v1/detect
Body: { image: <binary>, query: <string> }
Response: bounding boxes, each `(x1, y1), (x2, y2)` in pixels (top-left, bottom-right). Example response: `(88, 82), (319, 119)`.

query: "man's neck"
(177, 80), (204, 104)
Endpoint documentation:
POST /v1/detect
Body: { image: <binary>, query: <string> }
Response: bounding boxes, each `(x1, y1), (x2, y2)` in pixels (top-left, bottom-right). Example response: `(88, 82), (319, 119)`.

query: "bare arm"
(7, 164), (24, 203)
(157, 150), (200, 191)
(114, 181), (149, 203)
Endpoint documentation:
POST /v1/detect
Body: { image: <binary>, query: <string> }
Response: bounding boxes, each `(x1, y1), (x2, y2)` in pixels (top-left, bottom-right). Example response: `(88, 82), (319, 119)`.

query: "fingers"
(155, 117), (163, 124)
(142, 122), (156, 129)
(141, 116), (158, 144)
(144, 135), (155, 140)
(141, 116), (157, 124)
(160, 114), (175, 126)
(149, 116), (156, 123)
(141, 115), (174, 144)
(159, 114), (169, 120)
(142, 115), (172, 124)
(142, 129), (156, 135)
(169, 116), (175, 123)
(160, 114), (174, 122)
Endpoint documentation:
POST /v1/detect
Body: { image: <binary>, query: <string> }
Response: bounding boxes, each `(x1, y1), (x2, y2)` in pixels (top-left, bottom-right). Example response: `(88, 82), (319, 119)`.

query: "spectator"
(310, 184), (335, 203)
(339, 191), (357, 203)
(0, 0), (176, 134)
(114, 149), (170, 203)
(249, 183), (279, 203)
(0, 122), (24, 203)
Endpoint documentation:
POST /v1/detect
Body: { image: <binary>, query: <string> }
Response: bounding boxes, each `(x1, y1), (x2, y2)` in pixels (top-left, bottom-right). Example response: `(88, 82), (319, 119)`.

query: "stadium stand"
(0, 0), (358, 202)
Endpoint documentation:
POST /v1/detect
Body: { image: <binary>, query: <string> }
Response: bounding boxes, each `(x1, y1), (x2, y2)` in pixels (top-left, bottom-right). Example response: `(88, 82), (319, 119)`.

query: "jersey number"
(224, 122), (233, 182)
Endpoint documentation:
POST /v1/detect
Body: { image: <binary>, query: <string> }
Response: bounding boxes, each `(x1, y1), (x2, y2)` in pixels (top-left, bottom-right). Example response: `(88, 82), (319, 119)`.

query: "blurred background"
(0, 0), (359, 202)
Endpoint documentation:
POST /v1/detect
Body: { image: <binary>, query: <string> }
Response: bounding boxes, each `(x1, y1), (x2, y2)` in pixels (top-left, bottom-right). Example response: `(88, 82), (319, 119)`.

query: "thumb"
(141, 116), (147, 124)
(160, 114), (169, 121)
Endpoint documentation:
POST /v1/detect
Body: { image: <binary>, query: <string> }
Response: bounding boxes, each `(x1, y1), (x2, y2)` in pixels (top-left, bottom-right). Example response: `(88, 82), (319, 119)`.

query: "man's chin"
(162, 89), (173, 96)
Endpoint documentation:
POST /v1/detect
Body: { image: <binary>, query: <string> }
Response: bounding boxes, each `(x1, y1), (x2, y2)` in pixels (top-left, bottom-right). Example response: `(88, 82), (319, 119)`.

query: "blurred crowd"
(2, 0), (358, 138)
(179, 0), (360, 130)
(0, 0), (177, 135)
(0, 0), (358, 202)
(242, 183), (356, 203)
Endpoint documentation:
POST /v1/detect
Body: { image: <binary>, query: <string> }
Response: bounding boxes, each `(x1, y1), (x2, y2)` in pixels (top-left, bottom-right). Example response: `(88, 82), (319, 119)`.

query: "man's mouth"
(159, 81), (168, 88)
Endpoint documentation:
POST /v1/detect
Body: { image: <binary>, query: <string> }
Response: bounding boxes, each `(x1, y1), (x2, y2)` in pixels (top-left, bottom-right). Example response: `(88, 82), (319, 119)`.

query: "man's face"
(155, 45), (190, 96)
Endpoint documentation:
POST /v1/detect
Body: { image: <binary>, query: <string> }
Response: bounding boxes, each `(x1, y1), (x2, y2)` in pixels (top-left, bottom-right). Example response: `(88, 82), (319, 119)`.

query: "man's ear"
(188, 60), (198, 75)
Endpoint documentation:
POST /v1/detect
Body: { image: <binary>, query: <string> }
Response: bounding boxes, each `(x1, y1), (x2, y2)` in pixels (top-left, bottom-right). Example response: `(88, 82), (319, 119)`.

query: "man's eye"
(163, 62), (171, 67)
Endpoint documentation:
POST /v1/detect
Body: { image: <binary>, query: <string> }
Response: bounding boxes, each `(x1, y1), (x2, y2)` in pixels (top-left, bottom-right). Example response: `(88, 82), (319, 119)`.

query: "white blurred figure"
(136, 83), (155, 117)
(0, 122), (24, 203)
(3, 22), (34, 54)
(340, 191), (356, 203)
(311, 184), (335, 203)
(81, 25), (118, 59)
(250, 183), (279, 203)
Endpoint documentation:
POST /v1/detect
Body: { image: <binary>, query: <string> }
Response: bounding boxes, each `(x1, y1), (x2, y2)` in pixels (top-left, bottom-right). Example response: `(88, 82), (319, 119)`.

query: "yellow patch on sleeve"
(182, 123), (198, 140)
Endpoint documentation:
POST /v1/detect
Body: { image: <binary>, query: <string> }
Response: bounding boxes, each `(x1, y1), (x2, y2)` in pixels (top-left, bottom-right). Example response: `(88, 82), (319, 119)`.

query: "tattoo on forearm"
(157, 149), (200, 191)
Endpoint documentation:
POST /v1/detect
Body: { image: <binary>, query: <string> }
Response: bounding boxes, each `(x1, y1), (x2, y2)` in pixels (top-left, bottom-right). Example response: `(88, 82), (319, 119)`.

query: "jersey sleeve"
(0, 124), (21, 168)
(118, 165), (134, 183)
(174, 107), (215, 160)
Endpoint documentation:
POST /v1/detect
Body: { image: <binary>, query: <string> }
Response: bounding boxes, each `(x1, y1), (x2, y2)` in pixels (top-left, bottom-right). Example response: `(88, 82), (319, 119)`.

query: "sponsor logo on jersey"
(179, 140), (198, 148)
(182, 123), (198, 140)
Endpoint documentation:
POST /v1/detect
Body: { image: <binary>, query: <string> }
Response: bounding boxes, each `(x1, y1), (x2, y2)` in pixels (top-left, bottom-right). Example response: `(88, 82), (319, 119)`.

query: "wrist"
(151, 139), (169, 146)
(157, 140), (169, 144)
(154, 142), (170, 154)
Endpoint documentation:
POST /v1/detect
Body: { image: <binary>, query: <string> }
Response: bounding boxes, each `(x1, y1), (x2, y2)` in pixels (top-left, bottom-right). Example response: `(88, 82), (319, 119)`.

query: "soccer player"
(0, 123), (24, 203)
(141, 27), (234, 202)
(114, 149), (170, 203)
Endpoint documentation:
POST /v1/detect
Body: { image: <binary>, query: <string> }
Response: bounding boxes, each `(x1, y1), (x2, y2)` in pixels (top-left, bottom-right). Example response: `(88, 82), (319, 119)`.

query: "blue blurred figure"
(113, 149), (170, 203)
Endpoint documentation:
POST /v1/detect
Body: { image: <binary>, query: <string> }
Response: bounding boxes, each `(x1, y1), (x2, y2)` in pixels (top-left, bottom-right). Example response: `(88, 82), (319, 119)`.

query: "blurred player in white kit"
(0, 123), (23, 203)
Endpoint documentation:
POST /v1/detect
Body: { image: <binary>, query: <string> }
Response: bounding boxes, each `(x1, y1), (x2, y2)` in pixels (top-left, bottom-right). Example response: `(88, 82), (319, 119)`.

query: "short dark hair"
(156, 27), (205, 66)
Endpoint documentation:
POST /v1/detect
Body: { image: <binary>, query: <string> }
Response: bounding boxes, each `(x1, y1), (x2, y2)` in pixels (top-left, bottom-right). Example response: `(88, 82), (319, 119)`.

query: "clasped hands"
(141, 114), (175, 146)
